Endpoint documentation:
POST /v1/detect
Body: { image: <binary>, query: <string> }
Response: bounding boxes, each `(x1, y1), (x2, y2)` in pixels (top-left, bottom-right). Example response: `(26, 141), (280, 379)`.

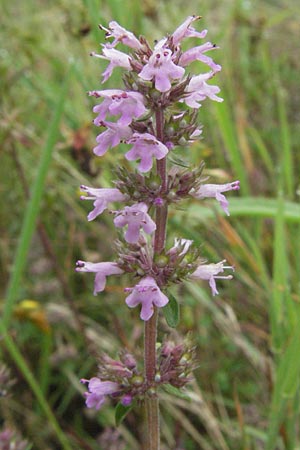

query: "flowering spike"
(78, 16), (239, 432)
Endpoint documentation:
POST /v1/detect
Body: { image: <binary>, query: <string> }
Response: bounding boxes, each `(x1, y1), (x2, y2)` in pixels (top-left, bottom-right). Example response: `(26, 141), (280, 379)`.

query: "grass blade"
(0, 327), (72, 450)
(3, 65), (73, 327)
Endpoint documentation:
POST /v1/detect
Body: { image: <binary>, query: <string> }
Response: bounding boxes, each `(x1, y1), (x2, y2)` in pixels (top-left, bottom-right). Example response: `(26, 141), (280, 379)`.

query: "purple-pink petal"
(125, 133), (169, 173)
(139, 49), (185, 93)
(179, 43), (221, 72)
(182, 72), (223, 108)
(125, 276), (169, 321)
(82, 377), (119, 410)
(91, 90), (146, 126)
(93, 122), (132, 156)
(125, 223), (141, 243)
(101, 21), (143, 50)
(172, 16), (208, 45)
(191, 260), (234, 296)
(113, 203), (156, 243)
(75, 261), (123, 295)
(191, 181), (240, 216)
(80, 186), (127, 221)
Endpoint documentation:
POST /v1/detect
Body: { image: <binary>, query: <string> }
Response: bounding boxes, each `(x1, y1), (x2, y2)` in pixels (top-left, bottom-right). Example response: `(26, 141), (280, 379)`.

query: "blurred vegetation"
(1, 0), (300, 449)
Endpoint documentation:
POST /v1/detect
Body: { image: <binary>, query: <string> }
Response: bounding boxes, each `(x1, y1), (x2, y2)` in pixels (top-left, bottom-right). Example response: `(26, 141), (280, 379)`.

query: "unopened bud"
(148, 387), (156, 396)
(131, 375), (144, 386)
(154, 373), (161, 383)
(122, 352), (137, 369)
(148, 180), (160, 190)
(133, 190), (141, 199)
(136, 268), (145, 276)
(165, 126), (175, 136)
(121, 394), (133, 406)
(179, 353), (191, 365)
(167, 191), (177, 202)
(151, 91), (161, 101)
(155, 255), (168, 268)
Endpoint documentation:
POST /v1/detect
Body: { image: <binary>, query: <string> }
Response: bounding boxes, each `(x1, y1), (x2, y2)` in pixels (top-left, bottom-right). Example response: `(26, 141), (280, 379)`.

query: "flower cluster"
(81, 340), (197, 411)
(77, 16), (239, 411)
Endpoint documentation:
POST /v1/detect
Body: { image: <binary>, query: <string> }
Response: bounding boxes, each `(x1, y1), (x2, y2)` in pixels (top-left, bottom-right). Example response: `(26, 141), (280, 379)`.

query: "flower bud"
(167, 191), (177, 202)
(155, 255), (169, 268)
(165, 126), (175, 136)
(148, 180), (160, 190)
(150, 90), (161, 101)
(136, 268), (146, 276)
(133, 190), (142, 199)
(178, 137), (187, 146)
(154, 373), (161, 383)
(179, 353), (191, 364)
(121, 352), (137, 369)
(121, 394), (133, 406)
(131, 375), (144, 386)
(147, 387), (156, 396)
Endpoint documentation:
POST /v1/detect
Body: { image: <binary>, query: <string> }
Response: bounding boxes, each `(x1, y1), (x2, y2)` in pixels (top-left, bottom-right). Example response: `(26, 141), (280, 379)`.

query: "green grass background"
(1, 0), (300, 448)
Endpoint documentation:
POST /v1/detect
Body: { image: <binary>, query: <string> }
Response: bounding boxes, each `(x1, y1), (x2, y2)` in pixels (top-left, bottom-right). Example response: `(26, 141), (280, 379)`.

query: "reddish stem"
(144, 108), (168, 450)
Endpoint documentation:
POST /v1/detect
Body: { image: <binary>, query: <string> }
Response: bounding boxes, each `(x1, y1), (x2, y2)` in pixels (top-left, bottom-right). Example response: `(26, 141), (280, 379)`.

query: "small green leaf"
(163, 293), (180, 328)
(162, 384), (190, 400)
(115, 402), (133, 427)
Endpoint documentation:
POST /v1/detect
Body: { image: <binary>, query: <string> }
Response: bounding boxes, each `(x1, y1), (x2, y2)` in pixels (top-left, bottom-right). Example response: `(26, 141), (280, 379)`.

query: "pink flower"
(172, 16), (208, 45)
(80, 186), (127, 221)
(139, 49), (185, 92)
(93, 121), (133, 156)
(75, 261), (123, 295)
(91, 48), (132, 83)
(191, 181), (240, 216)
(179, 42), (221, 72)
(113, 203), (156, 244)
(125, 133), (169, 172)
(183, 72), (223, 108)
(191, 260), (234, 296)
(101, 21), (143, 50)
(81, 377), (120, 410)
(125, 276), (169, 321)
(90, 89), (146, 126)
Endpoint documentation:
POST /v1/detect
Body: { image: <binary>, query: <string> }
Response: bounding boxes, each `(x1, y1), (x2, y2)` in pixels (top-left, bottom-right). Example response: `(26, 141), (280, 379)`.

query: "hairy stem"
(144, 108), (168, 450)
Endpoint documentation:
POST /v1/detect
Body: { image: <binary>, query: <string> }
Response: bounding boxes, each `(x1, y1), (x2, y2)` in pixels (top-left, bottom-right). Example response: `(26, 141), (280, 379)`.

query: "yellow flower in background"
(14, 300), (51, 334)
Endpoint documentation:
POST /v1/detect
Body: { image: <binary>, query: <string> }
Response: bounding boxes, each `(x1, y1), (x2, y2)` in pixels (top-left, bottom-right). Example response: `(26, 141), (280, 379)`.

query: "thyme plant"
(77, 16), (239, 449)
